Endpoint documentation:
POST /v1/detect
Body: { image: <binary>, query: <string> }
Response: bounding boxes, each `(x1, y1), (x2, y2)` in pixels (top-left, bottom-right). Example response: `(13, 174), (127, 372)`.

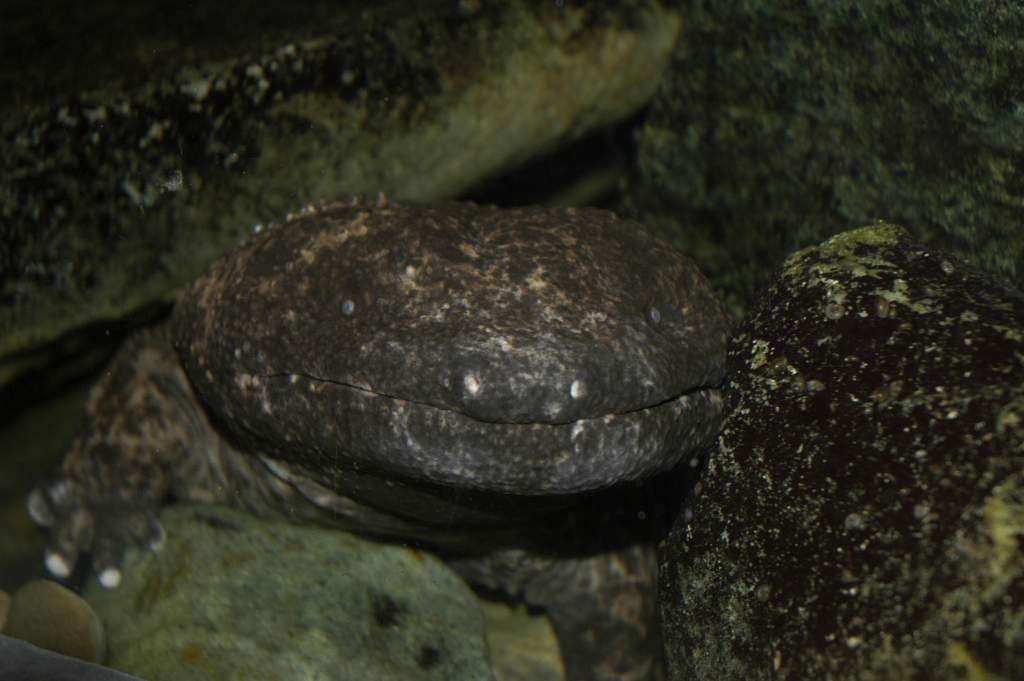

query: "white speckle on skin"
(571, 422), (584, 440)
(649, 307), (661, 323)
(570, 379), (584, 399)
(464, 373), (481, 395)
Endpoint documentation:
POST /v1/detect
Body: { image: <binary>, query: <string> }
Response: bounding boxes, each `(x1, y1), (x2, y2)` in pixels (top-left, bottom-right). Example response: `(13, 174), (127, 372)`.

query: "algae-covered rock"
(84, 505), (494, 681)
(625, 1), (1024, 317)
(482, 600), (564, 681)
(0, 0), (681, 366)
(660, 224), (1024, 680)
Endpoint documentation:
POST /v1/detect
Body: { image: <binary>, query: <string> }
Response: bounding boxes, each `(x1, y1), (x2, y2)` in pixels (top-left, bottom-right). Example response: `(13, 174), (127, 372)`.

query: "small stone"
(4, 579), (105, 663)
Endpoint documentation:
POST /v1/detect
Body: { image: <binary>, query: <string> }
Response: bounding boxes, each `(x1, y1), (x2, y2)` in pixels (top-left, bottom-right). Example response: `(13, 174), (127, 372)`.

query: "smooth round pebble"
(4, 579), (105, 663)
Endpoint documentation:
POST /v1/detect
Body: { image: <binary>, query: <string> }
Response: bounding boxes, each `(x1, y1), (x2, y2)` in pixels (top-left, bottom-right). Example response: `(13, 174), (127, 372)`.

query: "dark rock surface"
(0, 635), (146, 681)
(174, 197), (729, 497)
(624, 1), (1024, 317)
(660, 224), (1024, 680)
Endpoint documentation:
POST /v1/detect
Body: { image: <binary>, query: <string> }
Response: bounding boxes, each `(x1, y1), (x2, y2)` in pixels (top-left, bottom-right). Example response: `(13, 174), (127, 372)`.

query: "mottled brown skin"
(31, 197), (729, 681)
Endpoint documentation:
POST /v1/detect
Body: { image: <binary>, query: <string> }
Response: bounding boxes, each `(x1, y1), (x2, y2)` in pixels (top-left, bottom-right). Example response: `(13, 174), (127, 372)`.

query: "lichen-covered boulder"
(659, 224), (1024, 680)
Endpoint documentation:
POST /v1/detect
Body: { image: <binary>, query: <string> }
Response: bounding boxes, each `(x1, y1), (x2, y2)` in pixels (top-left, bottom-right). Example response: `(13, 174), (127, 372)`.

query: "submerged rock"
(660, 224), (1024, 680)
(84, 505), (494, 681)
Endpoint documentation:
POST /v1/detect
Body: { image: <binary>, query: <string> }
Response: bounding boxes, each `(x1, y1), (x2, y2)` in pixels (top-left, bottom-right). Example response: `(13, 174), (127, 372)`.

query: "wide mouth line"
(264, 369), (719, 425)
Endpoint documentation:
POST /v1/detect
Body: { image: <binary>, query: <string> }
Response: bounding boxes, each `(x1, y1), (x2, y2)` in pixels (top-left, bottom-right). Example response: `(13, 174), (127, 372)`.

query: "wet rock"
(83, 504), (493, 681)
(624, 2), (1024, 316)
(0, 1), (681, 368)
(660, 224), (1024, 680)
(4, 579), (106, 663)
(482, 600), (563, 681)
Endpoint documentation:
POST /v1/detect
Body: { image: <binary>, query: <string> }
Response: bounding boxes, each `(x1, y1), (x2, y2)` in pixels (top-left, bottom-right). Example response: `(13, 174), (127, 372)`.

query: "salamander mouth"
(250, 371), (723, 497)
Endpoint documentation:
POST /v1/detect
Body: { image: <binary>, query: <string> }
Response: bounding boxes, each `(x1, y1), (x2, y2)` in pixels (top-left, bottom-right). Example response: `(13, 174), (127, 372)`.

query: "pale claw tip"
(44, 551), (72, 579)
(98, 567), (122, 589)
(26, 488), (54, 528)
